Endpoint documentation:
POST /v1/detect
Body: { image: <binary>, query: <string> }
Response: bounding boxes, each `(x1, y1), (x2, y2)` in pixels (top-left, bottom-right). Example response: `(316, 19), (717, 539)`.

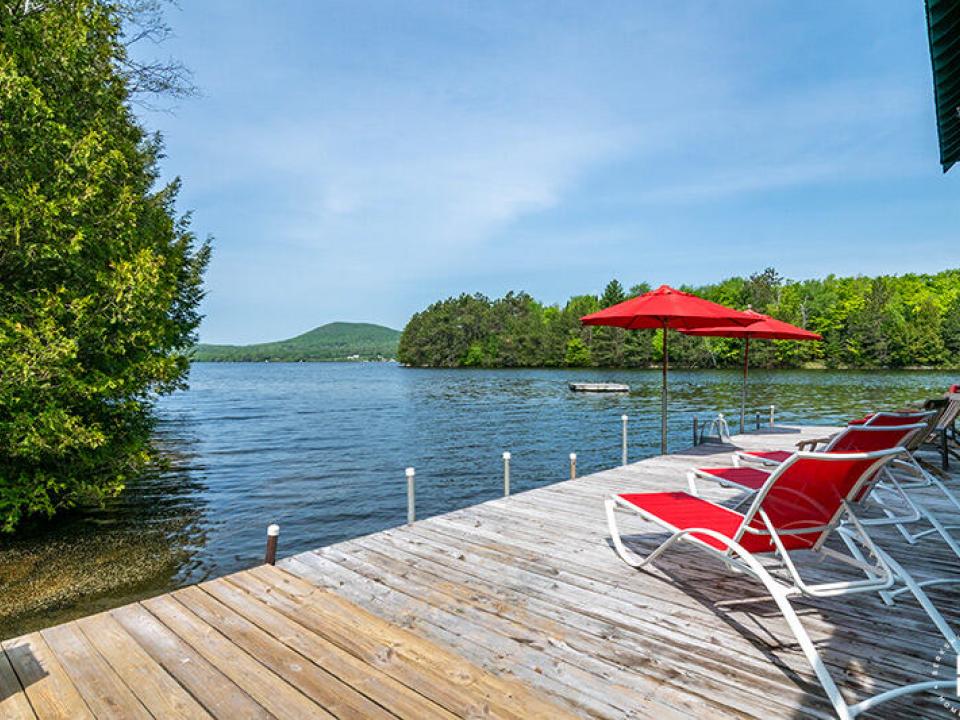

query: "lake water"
(1, 362), (956, 637)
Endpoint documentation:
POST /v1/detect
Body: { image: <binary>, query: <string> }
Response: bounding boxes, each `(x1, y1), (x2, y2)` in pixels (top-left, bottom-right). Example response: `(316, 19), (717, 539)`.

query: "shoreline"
(190, 359), (960, 371)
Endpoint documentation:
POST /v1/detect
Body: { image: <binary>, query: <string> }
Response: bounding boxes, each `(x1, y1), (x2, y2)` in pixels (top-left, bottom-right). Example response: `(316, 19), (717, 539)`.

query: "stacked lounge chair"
(926, 389), (960, 469)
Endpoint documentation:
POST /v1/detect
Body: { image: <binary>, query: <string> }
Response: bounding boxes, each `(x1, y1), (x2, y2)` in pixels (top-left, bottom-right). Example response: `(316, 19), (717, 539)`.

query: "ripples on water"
(1, 362), (955, 636)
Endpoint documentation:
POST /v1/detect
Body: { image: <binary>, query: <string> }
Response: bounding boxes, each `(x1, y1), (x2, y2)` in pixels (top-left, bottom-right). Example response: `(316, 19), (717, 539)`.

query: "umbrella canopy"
(580, 285), (760, 331)
(581, 285), (758, 454)
(681, 309), (822, 432)
(681, 309), (822, 341)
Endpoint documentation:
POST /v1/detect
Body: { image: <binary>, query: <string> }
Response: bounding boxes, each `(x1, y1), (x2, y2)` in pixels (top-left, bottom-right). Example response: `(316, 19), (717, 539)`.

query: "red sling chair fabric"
(701, 424), (925, 498)
(737, 411), (929, 466)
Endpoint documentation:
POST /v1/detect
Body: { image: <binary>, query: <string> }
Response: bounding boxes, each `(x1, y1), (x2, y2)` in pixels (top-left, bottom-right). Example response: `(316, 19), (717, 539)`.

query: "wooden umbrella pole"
(742, 305), (751, 436)
(661, 320), (668, 455)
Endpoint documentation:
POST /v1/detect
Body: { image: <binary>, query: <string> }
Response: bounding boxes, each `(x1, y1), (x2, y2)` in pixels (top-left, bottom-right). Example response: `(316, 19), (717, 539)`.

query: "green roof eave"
(926, 0), (960, 172)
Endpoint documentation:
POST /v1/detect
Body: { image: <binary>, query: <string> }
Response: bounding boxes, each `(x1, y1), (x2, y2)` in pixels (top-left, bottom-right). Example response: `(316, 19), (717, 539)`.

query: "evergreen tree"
(744, 267), (784, 309)
(593, 279), (627, 365)
(600, 279), (626, 308)
(0, 0), (209, 530)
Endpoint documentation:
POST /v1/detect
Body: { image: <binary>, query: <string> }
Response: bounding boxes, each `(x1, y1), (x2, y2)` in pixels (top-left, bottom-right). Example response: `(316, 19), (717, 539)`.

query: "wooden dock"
(2, 426), (959, 718)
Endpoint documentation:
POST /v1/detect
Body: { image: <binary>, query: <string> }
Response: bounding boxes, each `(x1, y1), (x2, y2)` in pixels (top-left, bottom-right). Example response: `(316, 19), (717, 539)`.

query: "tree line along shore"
(397, 268), (960, 370)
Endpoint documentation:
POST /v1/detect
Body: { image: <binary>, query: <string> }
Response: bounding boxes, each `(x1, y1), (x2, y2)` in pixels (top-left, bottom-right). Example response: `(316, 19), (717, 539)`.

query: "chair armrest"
(796, 436), (833, 451)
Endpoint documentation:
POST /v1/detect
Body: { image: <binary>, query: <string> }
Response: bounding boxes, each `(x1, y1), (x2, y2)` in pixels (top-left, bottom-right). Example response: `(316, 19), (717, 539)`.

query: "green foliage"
(194, 322), (400, 362)
(564, 337), (592, 366)
(398, 271), (960, 370)
(461, 342), (487, 367)
(600, 279), (626, 308)
(943, 295), (960, 356)
(0, 1), (209, 530)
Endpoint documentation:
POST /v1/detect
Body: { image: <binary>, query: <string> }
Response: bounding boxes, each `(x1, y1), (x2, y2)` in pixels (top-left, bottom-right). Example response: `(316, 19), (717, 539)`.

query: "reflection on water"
(0, 363), (955, 637)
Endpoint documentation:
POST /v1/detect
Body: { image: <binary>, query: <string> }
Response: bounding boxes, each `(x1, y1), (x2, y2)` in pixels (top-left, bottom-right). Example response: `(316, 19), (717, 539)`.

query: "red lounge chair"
(688, 424), (960, 671)
(736, 409), (960, 520)
(701, 423), (928, 504)
(690, 422), (958, 568)
(689, 421), (956, 549)
(605, 448), (953, 719)
(873, 405), (960, 515)
(856, 409), (960, 517)
(731, 414), (960, 545)
(733, 410), (935, 467)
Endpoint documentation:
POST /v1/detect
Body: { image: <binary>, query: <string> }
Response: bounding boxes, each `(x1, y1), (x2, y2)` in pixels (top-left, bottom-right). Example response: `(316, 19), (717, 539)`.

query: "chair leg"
(891, 497), (960, 562)
(942, 430), (949, 471)
(916, 505), (960, 560)
(746, 550), (955, 718)
(605, 498), (657, 568)
(765, 584), (856, 719)
(837, 526), (960, 653)
(873, 471), (960, 554)
(772, 527), (955, 716)
(927, 475), (960, 514)
(873, 547), (960, 656)
(837, 530), (895, 606)
(734, 554), (950, 718)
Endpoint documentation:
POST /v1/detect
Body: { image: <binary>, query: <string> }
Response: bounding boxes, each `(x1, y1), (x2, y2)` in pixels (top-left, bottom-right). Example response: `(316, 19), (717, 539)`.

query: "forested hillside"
(398, 269), (960, 369)
(195, 322), (400, 361)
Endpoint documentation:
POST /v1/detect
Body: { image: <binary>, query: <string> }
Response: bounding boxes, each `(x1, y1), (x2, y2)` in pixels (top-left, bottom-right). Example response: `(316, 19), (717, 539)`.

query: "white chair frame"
(606, 448), (953, 719)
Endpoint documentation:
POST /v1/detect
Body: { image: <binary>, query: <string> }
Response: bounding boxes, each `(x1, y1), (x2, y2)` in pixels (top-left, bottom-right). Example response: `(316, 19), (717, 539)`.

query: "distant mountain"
(193, 322), (400, 362)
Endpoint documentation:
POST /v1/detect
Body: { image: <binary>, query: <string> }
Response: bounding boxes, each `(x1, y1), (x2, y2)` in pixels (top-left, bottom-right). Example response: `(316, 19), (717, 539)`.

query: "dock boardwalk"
(2, 426), (959, 718)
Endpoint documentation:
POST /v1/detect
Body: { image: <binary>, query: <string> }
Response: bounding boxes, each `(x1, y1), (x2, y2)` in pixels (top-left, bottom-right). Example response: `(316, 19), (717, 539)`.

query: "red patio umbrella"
(581, 285), (758, 454)
(681, 309), (822, 433)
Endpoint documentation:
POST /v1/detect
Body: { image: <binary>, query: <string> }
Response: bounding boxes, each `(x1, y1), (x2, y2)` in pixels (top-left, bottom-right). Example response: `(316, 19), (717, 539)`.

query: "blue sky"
(134, 1), (959, 344)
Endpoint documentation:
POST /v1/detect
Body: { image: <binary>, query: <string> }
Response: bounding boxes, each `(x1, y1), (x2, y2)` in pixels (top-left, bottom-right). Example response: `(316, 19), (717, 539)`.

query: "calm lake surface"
(1, 362), (956, 637)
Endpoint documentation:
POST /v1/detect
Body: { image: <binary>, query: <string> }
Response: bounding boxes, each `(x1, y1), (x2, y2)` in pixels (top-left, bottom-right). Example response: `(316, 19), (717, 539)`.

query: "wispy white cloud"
(138, 1), (957, 342)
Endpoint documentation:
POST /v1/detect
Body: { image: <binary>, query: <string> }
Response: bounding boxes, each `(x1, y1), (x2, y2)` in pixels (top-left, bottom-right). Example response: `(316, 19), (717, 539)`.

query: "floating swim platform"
(568, 382), (630, 393)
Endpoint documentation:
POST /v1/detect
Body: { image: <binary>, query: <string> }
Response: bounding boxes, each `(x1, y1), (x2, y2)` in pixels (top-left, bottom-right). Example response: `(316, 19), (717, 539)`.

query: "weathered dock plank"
(172, 584), (393, 720)
(110, 603), (271, 720)
(198, 576), (459, 720)
(2, 425), (958, 718)
(2, 633), (94, 720)
(4, 561), (578, 720)
(0, 645), (36, 720)
(74, 612), (211, 720)
(40, 622), (151, 720)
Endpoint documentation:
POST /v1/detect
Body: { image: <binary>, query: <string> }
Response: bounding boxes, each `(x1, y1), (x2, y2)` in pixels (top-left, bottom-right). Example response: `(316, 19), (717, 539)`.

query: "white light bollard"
(570, 452), (577, 480)
(264, 523), (280, 565)
(502, 451), (511, 497)
(405, 467), (416, 524)
(621, 414), (629, 466)
(770, 404), (776, 428)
